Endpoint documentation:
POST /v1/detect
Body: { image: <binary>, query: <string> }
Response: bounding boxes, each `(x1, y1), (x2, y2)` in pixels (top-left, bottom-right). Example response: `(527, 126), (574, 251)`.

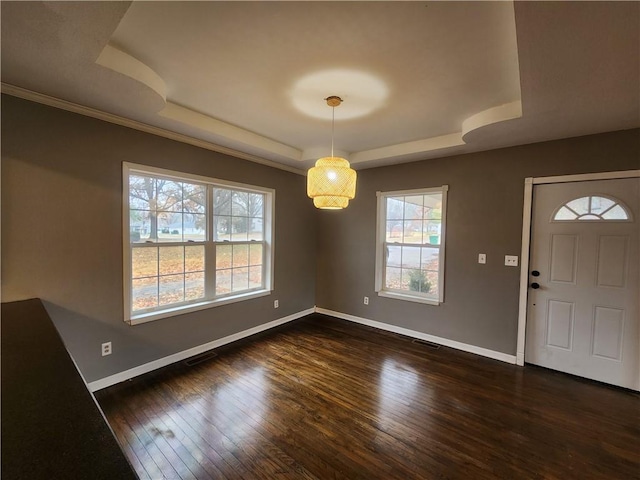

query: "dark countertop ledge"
(1, 299), (137, 480)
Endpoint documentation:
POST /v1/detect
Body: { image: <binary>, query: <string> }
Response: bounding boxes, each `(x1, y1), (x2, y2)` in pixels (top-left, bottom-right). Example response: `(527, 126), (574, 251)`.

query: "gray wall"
(2, 93), (638, 381)
(1, 95), (317, 382)
(316, 129), (640, 355)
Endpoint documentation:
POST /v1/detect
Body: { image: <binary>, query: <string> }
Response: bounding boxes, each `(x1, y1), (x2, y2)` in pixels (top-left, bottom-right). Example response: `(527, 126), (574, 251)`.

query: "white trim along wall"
(316, 307), (518, 365)
(87, 307), (315, 392)
(89, 303), (519, 392)
(516, 169), (640, 367)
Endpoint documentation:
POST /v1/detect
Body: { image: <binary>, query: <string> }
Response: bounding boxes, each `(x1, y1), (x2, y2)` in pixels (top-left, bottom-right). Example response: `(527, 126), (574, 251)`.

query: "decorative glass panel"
(590, 197), (615, 215)
(602, 205), (629, 220)
(553, 195), (630, 221)
(554, 206), (577, 220)
(566, 197), (589, 215)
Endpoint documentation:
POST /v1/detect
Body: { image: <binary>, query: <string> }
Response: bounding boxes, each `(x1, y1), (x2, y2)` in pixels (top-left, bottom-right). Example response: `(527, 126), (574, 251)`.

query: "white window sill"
(377, 290), (441, 306)
(127, 289), (272, 325)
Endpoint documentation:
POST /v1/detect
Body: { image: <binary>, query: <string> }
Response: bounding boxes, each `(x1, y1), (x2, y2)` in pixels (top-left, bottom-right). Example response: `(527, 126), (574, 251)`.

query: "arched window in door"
(552, 195), (631, 221)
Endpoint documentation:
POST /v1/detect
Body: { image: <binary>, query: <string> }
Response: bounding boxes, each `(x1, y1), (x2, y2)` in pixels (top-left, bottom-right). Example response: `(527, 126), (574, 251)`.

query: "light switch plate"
(505, 255), (518, 267)
(478, 253), (486, 264)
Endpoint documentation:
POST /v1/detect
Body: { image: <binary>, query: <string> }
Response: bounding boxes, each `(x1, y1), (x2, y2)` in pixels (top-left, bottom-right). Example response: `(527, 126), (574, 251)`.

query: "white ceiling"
(2, 1), (638, 174)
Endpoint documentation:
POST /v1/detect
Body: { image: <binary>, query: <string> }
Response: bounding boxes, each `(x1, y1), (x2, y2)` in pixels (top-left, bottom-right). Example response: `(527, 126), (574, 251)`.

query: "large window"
(124, 163), (273, 324)
(375, 186), (448, 305)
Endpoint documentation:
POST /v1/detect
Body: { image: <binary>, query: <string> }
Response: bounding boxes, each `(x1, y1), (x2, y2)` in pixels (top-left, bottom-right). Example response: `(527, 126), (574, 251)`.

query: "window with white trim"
(375, 186), (448, 305)
(124, 163), (273, 324)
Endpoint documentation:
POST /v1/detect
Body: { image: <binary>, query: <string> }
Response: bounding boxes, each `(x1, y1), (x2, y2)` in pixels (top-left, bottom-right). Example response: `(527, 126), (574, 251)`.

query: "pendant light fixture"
(307, 96), (357, 209)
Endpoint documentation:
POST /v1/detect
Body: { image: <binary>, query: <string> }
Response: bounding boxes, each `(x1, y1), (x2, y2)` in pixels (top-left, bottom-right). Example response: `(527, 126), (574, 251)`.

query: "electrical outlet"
(478, 253), (486, 264)
(364, 296), (369, 305)
(101, 342), (112, 357)
(274, 299), (279, 308)
(505, 255), (519, 267)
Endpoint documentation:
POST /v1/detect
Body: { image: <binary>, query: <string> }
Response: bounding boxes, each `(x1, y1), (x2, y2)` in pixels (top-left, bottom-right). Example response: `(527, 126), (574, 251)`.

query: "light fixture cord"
(331, 105), (335, 158)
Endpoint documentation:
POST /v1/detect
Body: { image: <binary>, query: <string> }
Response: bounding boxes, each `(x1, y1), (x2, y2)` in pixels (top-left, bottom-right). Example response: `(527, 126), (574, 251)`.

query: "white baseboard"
(315, 307), (518, 365)
(88, 307), (315, 392)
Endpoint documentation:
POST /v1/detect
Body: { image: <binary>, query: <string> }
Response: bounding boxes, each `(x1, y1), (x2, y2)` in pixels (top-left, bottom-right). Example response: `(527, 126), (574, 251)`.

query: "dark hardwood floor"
(96, 314), (640, 480)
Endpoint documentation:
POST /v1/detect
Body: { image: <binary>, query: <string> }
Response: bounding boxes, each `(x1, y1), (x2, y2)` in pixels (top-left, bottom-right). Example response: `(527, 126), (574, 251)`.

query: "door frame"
(515, 169), (640, 366)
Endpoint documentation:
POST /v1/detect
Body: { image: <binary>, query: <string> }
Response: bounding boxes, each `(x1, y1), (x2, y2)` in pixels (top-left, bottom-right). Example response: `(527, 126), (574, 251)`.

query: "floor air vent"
(184, 351), (218, 366)
(412, 339), (441, 349)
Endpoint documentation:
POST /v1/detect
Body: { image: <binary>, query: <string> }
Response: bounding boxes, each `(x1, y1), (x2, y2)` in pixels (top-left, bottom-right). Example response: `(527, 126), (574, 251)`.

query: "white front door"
(526, 178), (639, 390)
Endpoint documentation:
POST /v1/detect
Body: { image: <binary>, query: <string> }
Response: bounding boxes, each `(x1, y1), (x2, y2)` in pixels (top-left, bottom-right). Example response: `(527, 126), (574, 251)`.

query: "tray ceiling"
(1, 1), (638, 173)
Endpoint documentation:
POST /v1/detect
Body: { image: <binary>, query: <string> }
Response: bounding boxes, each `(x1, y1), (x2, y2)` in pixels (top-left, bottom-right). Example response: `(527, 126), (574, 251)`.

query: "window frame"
(123, 162), (274, 325)
(374, 186), (448, 306)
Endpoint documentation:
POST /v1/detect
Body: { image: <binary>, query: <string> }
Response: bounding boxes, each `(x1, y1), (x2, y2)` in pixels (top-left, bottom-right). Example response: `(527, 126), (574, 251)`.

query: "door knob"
(531, 270), (540, 277)
(530, 282), (540, 289)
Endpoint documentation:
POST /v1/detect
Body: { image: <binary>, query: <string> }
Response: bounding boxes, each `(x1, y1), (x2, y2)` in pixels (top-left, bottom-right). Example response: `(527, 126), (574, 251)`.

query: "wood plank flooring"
(96, 314), (640, 480)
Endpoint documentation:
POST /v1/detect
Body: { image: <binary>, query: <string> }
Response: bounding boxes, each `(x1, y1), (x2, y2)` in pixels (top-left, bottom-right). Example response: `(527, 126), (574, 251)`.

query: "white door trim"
(516, 170), (640, 366)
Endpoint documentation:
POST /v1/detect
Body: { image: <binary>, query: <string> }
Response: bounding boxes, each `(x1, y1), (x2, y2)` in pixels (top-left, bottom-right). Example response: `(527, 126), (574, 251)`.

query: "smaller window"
(552, 195), (630, 221)
(375, 186), (448, 305)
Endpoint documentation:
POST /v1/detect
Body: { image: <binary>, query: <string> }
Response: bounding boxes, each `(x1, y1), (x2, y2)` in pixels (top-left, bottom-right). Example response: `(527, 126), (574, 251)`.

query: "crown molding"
(1, 83), (306, 176)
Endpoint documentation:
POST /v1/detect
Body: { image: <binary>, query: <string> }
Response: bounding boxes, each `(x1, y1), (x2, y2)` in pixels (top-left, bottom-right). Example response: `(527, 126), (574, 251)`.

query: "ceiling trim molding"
(96, 44), (167, 103)
(159, 102), (302, 161)
(350, 132), (465, 165)
(94, 44), (302, 162)
(0, 83), (306, 176)
(461, 101), (523, 140)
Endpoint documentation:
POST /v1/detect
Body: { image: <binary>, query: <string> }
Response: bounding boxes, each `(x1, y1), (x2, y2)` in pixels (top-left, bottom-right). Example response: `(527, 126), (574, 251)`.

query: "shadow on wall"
(42, 301), (173, 384)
